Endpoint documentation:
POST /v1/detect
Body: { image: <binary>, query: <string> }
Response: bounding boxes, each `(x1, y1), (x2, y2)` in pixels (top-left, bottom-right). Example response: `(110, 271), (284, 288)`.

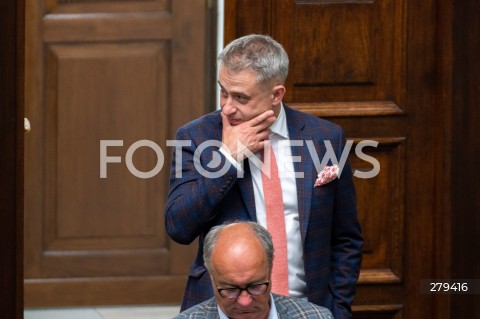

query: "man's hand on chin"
(221, 110), (275, 161)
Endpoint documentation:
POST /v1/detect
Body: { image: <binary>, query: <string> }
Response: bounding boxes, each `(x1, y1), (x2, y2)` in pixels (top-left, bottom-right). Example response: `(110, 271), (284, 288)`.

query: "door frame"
(0, 0), (24, 317)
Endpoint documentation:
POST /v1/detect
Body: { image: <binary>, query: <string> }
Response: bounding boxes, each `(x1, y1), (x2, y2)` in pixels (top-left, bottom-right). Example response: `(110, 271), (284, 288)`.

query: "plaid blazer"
(173, 294), (333, 319)
(165, 105), (363, 319)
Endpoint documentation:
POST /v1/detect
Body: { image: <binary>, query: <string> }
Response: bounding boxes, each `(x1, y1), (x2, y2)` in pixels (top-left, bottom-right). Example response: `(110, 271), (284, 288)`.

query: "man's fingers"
(254, 110), (275, 124)
(259, 129), (272, 142)
(246, 110), (276, 131)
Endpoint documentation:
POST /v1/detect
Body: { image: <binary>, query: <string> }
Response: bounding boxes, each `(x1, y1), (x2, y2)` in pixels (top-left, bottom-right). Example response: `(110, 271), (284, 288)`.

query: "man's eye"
(235, 95), (248, 103)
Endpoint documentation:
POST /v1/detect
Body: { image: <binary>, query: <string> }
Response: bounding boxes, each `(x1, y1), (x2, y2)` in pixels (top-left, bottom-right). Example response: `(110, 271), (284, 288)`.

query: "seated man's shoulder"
(173, 298), (217, 319)
(273, 294), (333, 319)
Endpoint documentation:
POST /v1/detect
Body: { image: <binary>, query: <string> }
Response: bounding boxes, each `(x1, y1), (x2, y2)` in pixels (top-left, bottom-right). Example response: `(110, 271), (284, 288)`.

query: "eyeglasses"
(217, 281), (270, 299)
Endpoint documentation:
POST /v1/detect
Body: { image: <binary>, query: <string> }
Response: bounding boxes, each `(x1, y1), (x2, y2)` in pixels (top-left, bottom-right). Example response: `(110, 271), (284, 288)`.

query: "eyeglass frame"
(216, 281), (270, 299)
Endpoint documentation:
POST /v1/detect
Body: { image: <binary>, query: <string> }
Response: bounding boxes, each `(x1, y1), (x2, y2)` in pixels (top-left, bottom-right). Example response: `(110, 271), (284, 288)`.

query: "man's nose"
(221, 97), (236, 115)
(235, 290), (253, 307)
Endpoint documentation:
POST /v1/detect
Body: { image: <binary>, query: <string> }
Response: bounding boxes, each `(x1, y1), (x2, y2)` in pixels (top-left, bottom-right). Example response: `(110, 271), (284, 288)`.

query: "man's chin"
(230, 308), (266, 319)
(231, 312), (259, 319)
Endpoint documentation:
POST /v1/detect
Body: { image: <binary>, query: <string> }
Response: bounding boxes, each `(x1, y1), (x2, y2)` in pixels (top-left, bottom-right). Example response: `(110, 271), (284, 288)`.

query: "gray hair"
(203, 221), (274, 272)
(217, 34), (289, 87)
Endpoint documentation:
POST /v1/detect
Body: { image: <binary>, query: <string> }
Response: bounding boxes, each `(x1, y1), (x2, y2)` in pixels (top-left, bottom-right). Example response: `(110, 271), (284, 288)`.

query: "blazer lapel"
(272, 294), (289, 319)
(285, 106), (314, 246)
(205, 298), (220, 319)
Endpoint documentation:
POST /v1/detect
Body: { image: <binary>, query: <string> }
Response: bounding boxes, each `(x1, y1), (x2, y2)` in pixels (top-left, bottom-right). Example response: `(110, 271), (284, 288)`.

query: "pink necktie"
(261, 145), (289, 295)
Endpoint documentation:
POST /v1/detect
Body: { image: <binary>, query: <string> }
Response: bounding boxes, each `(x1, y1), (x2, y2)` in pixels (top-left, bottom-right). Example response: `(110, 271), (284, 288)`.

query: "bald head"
(204, 222), (274, 319)
(203, 222), (274, 275)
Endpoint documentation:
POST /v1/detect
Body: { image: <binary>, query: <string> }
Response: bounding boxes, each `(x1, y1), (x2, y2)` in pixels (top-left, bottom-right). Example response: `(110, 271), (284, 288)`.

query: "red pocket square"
(314, 165), (339, 187)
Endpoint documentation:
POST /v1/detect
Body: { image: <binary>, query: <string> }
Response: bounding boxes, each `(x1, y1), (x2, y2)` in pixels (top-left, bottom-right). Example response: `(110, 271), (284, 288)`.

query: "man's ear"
(271, 85), (286, 106)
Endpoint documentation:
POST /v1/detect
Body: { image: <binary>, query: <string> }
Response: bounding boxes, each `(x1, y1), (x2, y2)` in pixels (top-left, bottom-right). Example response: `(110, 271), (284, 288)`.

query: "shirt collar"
(269, 103), (288, 139)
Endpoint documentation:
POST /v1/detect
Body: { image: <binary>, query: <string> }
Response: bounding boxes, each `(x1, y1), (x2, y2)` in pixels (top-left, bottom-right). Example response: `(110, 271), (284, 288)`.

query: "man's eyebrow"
(217, 81), (251, 99)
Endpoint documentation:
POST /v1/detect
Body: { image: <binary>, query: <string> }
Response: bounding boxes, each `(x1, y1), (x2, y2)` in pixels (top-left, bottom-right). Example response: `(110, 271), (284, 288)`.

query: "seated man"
(174, 221), (332, 319)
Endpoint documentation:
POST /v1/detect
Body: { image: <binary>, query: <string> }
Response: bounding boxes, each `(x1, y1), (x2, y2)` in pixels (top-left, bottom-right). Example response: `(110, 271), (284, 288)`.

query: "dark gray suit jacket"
(173, 294), (333, 319)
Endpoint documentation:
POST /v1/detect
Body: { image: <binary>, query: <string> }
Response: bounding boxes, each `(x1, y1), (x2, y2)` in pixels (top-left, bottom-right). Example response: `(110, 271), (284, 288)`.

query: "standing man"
(174, 221), (333, 319)
(165, 34), (363, 319)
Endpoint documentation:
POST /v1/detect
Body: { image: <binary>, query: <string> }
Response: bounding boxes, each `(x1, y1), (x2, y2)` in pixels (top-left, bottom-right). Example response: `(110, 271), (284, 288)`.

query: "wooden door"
(24, 0), (212, 307)
(225, 1), (442, 318)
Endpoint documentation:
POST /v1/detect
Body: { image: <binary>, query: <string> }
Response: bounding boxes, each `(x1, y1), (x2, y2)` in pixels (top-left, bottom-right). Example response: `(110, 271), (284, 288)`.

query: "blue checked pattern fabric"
(173, 294), (333, 319)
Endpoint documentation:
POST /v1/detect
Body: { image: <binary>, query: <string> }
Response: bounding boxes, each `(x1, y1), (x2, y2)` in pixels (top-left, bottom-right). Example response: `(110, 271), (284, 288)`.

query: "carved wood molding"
(358, 268), (401, 284)
(350, 137), (406, 146)
(290, 101), (404, 117)
(352, 304), (403, 313)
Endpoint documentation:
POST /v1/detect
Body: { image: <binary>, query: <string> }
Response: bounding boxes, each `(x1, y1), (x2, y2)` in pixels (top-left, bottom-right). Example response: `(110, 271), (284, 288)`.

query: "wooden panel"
(352, 138), (405, 284)
(44, 43), (168, 251)
(46, 0), (169, 13)
(224, 0), (271, 39)
(277, 0), (405, 113)
(352, 304), (402, 319)
(25, 274), (187, 307)
(25, 0), (210, 307)
(43, 13), (173, 42)
(293, 4), (374, 85)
